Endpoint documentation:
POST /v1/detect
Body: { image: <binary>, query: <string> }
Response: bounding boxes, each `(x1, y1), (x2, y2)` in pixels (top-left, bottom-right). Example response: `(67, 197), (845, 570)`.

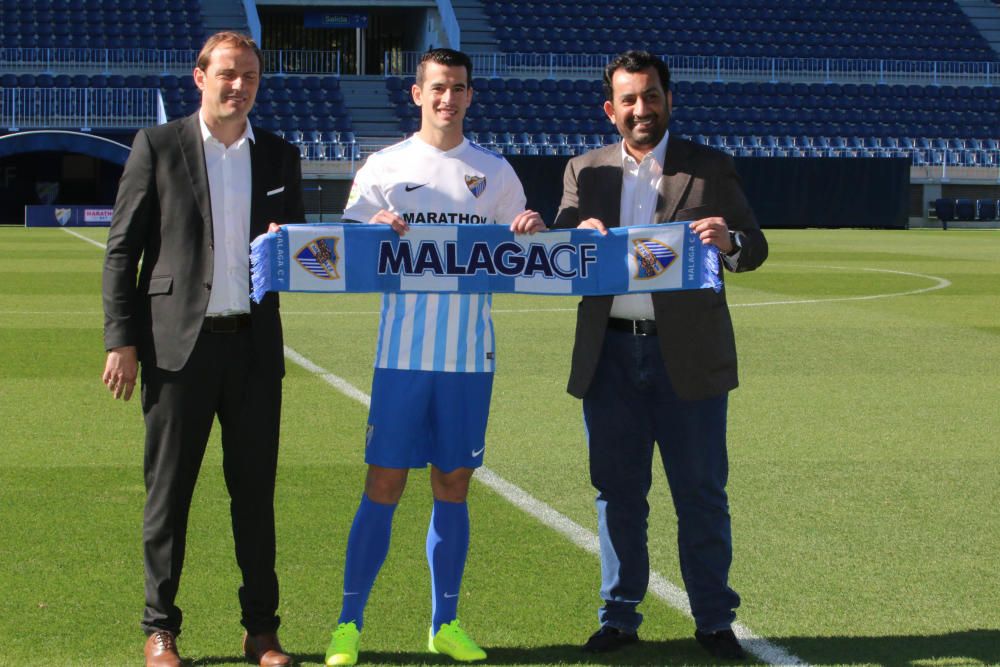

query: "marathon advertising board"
(25, 205), (114, 227)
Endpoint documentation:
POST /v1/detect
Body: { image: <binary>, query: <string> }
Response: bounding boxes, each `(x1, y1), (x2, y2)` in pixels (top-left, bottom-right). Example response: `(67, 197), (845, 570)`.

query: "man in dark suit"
(552, 51), (767, 660)
(101, 32), (303, 667)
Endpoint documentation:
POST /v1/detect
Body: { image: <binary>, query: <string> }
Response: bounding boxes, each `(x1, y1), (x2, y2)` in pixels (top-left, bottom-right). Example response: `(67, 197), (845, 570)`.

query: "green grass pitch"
(0, 226), (998, 666)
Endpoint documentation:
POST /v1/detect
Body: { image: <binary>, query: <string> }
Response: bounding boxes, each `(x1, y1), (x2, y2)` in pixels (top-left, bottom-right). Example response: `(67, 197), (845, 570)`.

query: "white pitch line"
(733, 266), (951, 307)
(65, 230), (936, 663)
(61, 227), (106, 249)
(282, 344), (808, 666)
(283, 267), (951, 314)
(283, 345), (371, 407)
(53, 230), (949, 312)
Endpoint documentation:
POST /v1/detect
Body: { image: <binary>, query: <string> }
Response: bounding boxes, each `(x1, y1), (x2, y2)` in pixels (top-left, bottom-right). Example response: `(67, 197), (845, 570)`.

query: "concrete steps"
(339, 75), (406, 139)
(451, 0), (499, 53)
(198, 0), (250, 39)
(955, 0), (1000, 58)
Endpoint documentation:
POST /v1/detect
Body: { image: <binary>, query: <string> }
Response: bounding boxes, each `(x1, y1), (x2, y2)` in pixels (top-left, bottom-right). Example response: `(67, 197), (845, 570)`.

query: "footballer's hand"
(689, 217), (733, 254)
(510, 209), (546, 235)
(371, 209), (409, 235)
(103, 345), (138, 401)
(267, 221), (281, 233)
(578, 218), (608, 235)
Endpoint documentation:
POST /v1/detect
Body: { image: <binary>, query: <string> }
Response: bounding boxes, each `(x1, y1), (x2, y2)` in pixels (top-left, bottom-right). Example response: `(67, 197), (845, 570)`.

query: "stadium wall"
(506, 155), (912, 230)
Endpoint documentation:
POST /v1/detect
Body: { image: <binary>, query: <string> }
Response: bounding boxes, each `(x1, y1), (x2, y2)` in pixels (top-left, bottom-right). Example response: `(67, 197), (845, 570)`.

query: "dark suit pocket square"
(266, 186), (285, 197)
(675, 205), (714, 221)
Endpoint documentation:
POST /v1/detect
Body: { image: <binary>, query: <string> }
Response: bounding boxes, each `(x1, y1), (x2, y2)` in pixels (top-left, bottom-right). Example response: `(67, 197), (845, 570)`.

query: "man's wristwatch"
(725, 230), (743, 257)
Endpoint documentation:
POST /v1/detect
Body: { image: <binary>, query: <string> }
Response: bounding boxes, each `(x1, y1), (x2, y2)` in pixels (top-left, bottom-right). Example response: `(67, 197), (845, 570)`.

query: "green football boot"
(325, 622), (360, 666)
(428, 619), (487, 662)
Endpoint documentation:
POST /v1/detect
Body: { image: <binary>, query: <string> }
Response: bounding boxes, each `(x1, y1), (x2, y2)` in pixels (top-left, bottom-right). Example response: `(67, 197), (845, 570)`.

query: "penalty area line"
(282, 344), (808, 666)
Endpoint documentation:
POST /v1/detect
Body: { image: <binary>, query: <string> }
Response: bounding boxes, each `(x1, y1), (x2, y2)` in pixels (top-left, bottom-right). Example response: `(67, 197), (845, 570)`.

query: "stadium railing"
(0, 48), (342, 76)
(0, 48), (198, 75)
(1, 87), (159, 131)
(387, 51), (1000, 86)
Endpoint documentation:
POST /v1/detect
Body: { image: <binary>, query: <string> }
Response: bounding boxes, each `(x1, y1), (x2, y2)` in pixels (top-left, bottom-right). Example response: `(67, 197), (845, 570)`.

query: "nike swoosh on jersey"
(405, 183), (427, 191)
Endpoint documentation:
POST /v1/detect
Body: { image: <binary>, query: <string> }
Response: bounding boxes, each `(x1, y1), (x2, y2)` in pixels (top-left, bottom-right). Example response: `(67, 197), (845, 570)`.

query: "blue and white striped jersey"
(343, 135), (527, 373)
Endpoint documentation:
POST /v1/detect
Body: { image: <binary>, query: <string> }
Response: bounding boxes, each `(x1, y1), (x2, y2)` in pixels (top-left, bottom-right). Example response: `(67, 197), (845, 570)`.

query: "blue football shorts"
(365, 368), (494, 472)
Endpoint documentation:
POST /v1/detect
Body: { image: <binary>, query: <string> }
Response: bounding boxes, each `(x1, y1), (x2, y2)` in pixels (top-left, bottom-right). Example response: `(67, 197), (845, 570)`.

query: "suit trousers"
(583, 328), (740, 633)
(139, 327), (282, 636)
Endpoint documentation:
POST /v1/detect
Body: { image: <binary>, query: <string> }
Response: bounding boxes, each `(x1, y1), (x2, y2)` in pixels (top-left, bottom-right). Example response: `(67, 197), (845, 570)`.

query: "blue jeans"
(583, 329), (740, 633)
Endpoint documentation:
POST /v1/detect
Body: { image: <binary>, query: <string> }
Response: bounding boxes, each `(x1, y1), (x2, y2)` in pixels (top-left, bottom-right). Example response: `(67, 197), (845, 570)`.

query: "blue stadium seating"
(488, 0), (995, 61)
(383, 74), (1000, 163)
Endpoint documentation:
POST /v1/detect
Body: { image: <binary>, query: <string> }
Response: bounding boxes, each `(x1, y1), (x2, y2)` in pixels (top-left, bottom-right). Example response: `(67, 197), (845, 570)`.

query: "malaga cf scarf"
(250, 221), (721, 303)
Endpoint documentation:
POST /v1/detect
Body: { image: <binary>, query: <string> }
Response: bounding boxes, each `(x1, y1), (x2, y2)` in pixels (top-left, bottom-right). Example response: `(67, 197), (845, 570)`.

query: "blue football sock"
(338, 494), (396, 630)
(427, 498), (470, 633)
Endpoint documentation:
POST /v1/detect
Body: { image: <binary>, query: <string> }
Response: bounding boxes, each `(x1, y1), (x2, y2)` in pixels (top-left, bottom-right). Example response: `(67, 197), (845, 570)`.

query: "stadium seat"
(976, 199), (998, 221)
(954, 198), (976, 221)
(934, 198), (955, 225)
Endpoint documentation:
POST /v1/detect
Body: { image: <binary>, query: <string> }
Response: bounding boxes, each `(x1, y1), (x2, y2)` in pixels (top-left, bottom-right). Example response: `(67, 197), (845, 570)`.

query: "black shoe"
(582, 625), (639, 653)
(695, 628), (746, 660)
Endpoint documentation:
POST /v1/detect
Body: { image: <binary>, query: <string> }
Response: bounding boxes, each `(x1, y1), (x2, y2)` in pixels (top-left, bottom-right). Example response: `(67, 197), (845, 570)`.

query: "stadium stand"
(1, 0), (998, 222)
(485, 0), (997, 62)
(383, 75), (1000, 166)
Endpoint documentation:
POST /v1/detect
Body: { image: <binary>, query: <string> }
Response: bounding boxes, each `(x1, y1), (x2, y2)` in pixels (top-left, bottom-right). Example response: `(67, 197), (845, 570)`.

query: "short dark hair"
(196, 31), (263, 73)
(416, 48), (473, 87)
(603, 50), (671, 101)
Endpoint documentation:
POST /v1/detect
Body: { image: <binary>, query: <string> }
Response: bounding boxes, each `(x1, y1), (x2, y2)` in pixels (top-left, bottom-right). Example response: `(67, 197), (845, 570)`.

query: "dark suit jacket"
(102, 112), (304, 375)
(553, 135), (767, 401)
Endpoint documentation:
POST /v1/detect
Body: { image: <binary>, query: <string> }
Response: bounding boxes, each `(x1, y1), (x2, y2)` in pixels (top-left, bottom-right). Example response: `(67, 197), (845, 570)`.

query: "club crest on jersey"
(632, 238), (677, 279)
(465, 174), (486, 198)
(295, 237), (341, 280)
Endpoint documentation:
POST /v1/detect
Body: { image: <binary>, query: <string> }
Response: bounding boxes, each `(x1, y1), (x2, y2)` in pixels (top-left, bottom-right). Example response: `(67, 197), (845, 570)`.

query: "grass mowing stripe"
(281, 344), (807, 666)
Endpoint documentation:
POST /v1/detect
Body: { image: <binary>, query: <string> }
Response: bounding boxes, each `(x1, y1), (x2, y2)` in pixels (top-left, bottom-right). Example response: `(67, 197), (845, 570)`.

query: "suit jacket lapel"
(597, 145), (623, 228)
(656, 135), (693, 223)
(177, 113), (213, 228)
(249, 136), (267, 239)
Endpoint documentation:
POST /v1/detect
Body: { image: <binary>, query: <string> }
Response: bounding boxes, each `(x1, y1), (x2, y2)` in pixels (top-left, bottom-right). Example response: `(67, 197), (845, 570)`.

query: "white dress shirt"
(200, 114), (254, 316)
(609, 131), (670, 321)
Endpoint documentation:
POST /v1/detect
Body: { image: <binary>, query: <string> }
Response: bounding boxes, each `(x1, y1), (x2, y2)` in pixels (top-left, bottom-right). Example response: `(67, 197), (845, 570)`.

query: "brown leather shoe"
(144, 631), (182, 667)
(243, 631), (293, 667)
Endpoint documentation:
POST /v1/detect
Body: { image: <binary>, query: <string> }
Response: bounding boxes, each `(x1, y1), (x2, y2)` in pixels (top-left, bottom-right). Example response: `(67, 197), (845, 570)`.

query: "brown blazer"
(552, 135), (767, 401)
(102, 113), (305, 375)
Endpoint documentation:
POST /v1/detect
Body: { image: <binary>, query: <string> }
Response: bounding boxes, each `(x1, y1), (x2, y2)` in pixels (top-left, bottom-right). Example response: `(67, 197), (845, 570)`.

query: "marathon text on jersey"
(402, 211), (494, 224)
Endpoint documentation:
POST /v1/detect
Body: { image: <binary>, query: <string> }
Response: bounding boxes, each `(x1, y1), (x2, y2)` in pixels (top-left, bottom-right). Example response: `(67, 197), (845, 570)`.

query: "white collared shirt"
(609, 130), (670, 320)
(200, 114), (254, 316)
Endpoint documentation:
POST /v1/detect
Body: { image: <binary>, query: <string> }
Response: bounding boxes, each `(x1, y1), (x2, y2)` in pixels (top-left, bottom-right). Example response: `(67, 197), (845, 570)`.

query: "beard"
(626, 115), (667, 146)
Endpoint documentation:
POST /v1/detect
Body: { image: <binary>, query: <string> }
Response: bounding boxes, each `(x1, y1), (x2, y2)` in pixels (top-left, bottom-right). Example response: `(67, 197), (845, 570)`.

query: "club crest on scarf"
(295, 237), (341, 279)
(465, 174), (486, 198)
(632, 238), (677, 279)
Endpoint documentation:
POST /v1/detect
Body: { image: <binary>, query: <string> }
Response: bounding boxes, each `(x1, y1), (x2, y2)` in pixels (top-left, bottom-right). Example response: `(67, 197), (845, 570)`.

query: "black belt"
(607, 317), (657, 336)
(202, 313), (251, 333)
